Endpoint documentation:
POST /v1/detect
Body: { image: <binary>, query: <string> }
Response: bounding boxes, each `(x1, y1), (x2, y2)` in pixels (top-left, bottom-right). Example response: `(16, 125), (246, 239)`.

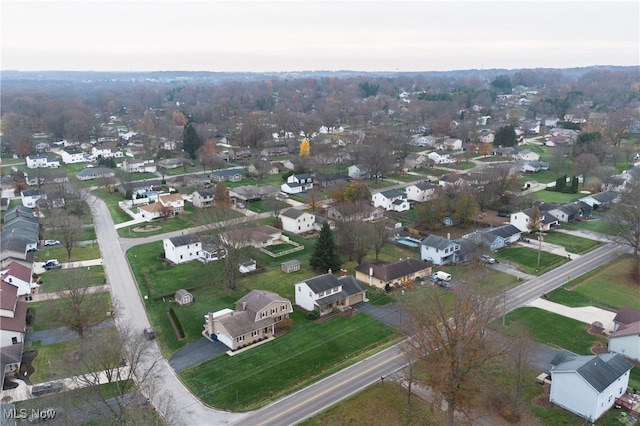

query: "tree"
(53, 269), (112, 338)
(46, 209), (85, 260)
(403, 287), (507, 426)
(527, 205), (542, 234)
(218, 226), (252, 290)
(417, 190), (447, 229)
(493, 125), (517, 147)
(343, 182), (371, 202)
(490, 75), (512, 94)
(453, 188), (479, 226)
(197, 140), (223, 174)
(336, 221), (369, 264)
(70, 323), (181, 425)
(572, 153), (600, 184)
(309, 222), (341, 273)
(359, 81), (379, 98)
(183, 123), (202, 159)
(371, 220), (390, 260)
(299, 139), (311, 157)
(213, 182), (231, 209)
(609, 178), (640, 281)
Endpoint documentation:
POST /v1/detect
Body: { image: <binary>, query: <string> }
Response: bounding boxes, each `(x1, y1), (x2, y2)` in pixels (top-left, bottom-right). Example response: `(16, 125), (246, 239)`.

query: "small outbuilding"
(175, 289), (194, 306)
(281, 259), (301, 273)
(239, 259), (257, 274)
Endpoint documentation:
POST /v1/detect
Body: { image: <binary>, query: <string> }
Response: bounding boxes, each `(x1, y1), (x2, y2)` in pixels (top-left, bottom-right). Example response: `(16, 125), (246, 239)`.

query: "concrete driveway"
(168, 337), (228, 372)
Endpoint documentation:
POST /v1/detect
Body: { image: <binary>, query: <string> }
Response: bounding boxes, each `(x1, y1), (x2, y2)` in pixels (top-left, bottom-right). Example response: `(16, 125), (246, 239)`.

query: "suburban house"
(158, 193), (184, 214)
(247, 161), (280, 176)
(441, 138), (463, 151)
(91, 146), (124, 160)
(484, 224), (522, 245)
(608, 307), (640, 362)
(327, 202), (384, 223)
(294, 273), (367, 316)
(405, 181), (437, 202)
(372, 189), (409, 212)
(404, 153), (429, 169)
(536, 202), (584, 223)
(203, 290), (293, 351)
(493, 147), (519, 159)
(347, 164), (370, 180)
(420, 234), (461, 265)
(578, 191), (620, 209)
(518, 149), (541, 162)
(157, 158), (184, 169)
(510, 208), (559, 233)
(427, 150), (456, 165)
(410, 135), (436, 147)
(280, 173), (314, 194)
(0, 261), (33, 296)
(163, 234), (203, 265)
(210, 168), (246, 183)
(355, 258), (432, 290)
(59, 148), (88, 164)
(220, 225), (284, 249)
(25, 154), (60, 169)
(279, 208), (317, 234)
(76, 167), (116, 181)
(192, 188), (216, 208)
(549, 352), (631, 422)
(121, 158), (157, 173)
(316, 173), (350, 188)
(20, 189), (46, 208)
(520, 160), (550, 173)
(229, 185), (278, 201)
(0, 279), (27, 385)
(175, 289), (194, 306)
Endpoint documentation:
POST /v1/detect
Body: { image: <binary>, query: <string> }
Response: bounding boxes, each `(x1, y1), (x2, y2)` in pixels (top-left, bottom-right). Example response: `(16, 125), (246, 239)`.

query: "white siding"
(609, 335), (640, 362)
(295, 283), (316, 311)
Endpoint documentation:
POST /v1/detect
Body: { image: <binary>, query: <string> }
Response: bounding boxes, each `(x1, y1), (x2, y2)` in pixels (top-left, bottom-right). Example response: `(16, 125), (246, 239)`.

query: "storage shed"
(175, 289), (194, 306)
(281, 259), (301, 273)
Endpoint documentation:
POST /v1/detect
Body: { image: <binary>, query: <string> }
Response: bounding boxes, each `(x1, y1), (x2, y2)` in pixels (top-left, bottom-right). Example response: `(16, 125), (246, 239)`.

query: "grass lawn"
(541, 232), (603, 254)
(37, 267), (106, 293)
(531, 190), (584, 203)
(441, 262), (523, 295)
(91, 188), (132, 224)
(387, 173), (422, 183)
(179, 310), (398, 411)
(545, 256), (640, 311)
(446, 161), (476, 170)
(301, 382), (440, 425)
(266, 243), (299, 253)
(34, 243), (101, 263)
(500, 307), (606, 354)
(561, 218), (621, 236)
(29, 292), (113, 332)
(495, 246), (569, 275)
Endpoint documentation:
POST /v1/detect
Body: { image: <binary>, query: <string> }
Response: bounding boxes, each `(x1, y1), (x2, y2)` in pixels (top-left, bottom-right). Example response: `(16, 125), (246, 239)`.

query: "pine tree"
(309, 222), (341, 273)
(183, 123), (202, 159)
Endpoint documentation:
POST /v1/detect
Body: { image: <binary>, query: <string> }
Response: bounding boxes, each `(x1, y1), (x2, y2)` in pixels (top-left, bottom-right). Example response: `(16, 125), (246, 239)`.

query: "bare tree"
(217, 225), (253, 290)
(53, 269), (112, 338)
(371, 220), (390, 260)
(46, 209), (85, 259)
(609, 178), (640, 281)
(526, 205), (542, 234)
(404, 287), (507, 426)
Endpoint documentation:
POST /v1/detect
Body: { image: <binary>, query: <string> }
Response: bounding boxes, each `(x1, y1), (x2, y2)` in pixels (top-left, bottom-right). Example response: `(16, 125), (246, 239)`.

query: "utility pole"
(536, 233), (544, 272)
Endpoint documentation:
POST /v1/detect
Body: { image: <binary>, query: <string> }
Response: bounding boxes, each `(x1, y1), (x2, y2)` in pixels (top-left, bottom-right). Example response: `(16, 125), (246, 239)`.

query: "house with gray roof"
(279, 208), (317, 235)
(76, 167), (116, 181)
(579, 191), (620, 209)
(210, 168), (246, 183)
(406, 181), (437, 202)
(372, 189), (409, 212)
(549, 353), (631, 422)
(295, 274), (367, 316)
(192, 188), (216, 208)
(420, 234), (461, 265)
(204, 290), (293, 351)
(163, 234), (203, 265)
(229, 185), (278, 201)
(355, 258), (432, 290)
(608, 306), (640, 362)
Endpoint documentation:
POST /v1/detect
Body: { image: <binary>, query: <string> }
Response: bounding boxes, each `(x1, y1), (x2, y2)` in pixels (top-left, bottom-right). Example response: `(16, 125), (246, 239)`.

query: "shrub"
(384, 283), (392, 293)
(26, 307), (36, 326)
(168, 307), (185, 339)
(307, 310), (320, 320)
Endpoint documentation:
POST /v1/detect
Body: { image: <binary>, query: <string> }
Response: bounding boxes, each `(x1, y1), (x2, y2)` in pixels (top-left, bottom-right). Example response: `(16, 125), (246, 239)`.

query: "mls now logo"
(2, 407), (56, 420)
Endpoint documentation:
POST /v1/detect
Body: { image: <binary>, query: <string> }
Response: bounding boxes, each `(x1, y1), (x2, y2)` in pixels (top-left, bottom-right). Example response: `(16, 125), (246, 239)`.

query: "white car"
(44, 240), (60, 246)
(481, 255), (497, 264)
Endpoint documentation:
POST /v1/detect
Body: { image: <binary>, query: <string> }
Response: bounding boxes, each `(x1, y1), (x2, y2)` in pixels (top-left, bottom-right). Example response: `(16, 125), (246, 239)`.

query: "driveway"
(168, 337), (228, 372)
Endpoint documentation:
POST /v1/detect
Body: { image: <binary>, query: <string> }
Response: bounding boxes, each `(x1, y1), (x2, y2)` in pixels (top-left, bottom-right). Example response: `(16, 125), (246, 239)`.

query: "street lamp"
(536, 233), (544, 273)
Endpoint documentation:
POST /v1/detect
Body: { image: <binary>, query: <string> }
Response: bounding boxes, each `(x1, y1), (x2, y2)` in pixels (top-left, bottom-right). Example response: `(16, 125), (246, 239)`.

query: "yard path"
(28, 284), (110, 302)
(526, 298), (617, 332)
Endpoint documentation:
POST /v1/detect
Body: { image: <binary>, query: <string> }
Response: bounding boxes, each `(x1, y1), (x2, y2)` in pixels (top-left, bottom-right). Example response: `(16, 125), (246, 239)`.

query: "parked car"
(143, 327), (156, 340)
(44, 239), (60, 246)
(31, 382), (63, 397)
(43, 260), (62, 270)
(236, 203), (245, 209)
(480, 255), (497, 264)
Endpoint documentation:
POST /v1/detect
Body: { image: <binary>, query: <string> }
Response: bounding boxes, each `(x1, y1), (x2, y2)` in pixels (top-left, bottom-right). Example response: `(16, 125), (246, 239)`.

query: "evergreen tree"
(309, 222), (341, 273)
(183, 123), (202, 159)
(493, 125), (517, 147)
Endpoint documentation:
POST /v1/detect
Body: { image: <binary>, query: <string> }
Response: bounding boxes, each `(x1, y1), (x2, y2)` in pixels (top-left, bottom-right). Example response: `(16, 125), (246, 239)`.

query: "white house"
(295, 274), (367, 316)
(406, 181), (437, 202)
(91, 146), (124, 160)
(25, 154), (60, 169)
(20, 189), (46, 208)
(163, 234), (202, 264)
(549, 353), (631, 422)
(420, 234), (461, 265)
(427, 151), (456, 165)
(608, 307), (640, 362)
(192, 188), (216, 208)
(347, 164), (370, 180)
(0, 261), (33, 296)
(158, 193), (184, 214)
(510, 208), (559, 232)
(442, 138), (463, 151)
(372, 189), (409, 212)
(280, 173), (314, 194)
(518, 149), (541, 162)
(279, 208), (317, 234)
(59, 148), (87, 164)
(121, 158), (157, 173)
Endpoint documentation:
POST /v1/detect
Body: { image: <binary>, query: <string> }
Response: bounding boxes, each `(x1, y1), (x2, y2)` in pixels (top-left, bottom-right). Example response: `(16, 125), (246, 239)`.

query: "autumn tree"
(343, 182), (372, 202)
(299, 139), (311, 157)
(417, 190), (448, 229)
(403, 287), (507, 426)
(478, 143), (493, 158)
(171, 110), (188, 127)
(197, 140), (223, 174)
(214, 182), (231, 209)
(336, 221), (370, 264)
(309, 222), (341, 273)
(453, 188), (479, 225)
(371, 220), (390, 260)
(609, 177), (640, 281)
(526, 205), (542, 234)
(572, 152), (601, 184)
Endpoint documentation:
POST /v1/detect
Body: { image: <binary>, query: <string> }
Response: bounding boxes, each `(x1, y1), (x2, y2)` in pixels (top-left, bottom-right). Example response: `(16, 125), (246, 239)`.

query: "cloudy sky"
(2, 0), (638, 72)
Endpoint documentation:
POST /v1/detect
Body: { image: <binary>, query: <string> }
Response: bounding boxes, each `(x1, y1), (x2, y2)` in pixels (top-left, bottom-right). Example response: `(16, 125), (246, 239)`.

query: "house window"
(271, 308), (277, 315)
(251, 330), (259, 337)
(11, 337), (18, 344)
(309, 291), (312, 297)
(236, 335), (245, 342)
(261, 311), (267, 318)
(298, 287), (301, 292)
(282, 304), (287, 311)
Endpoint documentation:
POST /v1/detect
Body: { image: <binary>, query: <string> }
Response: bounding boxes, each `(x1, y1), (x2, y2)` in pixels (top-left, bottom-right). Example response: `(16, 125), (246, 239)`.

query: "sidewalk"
(515, 239), (578, 260)
(34, 258), (103, 274)
(527, 298), (616, 332)
(29, 284), (110, 302)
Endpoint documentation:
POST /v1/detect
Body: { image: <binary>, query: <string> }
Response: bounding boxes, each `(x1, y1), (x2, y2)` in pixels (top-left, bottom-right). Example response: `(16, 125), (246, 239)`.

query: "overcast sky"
(2, 0), (639, 72)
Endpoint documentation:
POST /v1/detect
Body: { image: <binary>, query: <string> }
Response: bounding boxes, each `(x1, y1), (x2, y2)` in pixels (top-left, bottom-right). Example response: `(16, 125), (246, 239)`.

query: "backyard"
(495, 246), (569, 275)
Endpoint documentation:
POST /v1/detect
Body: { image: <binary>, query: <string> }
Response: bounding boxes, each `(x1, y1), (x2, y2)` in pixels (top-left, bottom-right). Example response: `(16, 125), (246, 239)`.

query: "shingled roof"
(551, 353), (631, 392)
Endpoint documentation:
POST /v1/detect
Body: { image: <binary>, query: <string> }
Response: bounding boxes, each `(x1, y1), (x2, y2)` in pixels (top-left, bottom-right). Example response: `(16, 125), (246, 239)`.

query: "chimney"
(207, 312), (213, 335)
(447, 233), (450, 240)
(242, 301), (247, 310)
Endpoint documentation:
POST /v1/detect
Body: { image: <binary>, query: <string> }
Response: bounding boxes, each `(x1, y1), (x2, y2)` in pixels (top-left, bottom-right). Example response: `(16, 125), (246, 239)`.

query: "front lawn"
(495, 246), (569, 275)
(531, 189), (584, 203)
(541, 232), (603, 254)
(34, 243), (101, 262)
(29, 292), (113, 332)
(561, 218), (621, 236)
(545, 256), (640, 311)
(37, 267), (106, 293)
(179, 310), (398, 411)
(91, 188), (132, 224)
(500, 307), (606, 354)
